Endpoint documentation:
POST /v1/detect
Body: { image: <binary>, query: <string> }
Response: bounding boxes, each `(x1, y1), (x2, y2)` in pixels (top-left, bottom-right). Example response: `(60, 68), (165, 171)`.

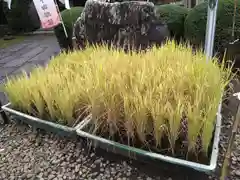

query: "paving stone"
(0, 34), (60, 104)
(7, 43), (30, 53)
(0, 52), (12, 60)
(29, 48), (59, 63)
(0, 44), (39, 64)
(3, 57), (29, 68)
(0, 67), (17, 79)
(20, 47), (46, 60)
(0, 55), (19, 64)
(12, 62), (37, 76)
(19, 43), (40, 53)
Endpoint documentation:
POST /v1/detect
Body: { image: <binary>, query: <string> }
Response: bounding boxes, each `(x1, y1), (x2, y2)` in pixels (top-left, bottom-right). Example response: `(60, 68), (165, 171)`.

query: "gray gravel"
(225, 80), (240, 180)
(0, 122), (214, 180)
(207, 110), (236, 180)
(229, 124), (240, 179)
(0, 123), (159, 180)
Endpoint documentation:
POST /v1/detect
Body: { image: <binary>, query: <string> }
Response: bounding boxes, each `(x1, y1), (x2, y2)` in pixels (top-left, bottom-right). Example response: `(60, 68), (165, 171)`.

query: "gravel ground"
(226, 79), (240, 180)
(229, 124), (240, 179)
(0, 113), (235, 180)
(0, 122), (212, 180)
(208, 107), (235, 180)
(0, 123), (153, 180)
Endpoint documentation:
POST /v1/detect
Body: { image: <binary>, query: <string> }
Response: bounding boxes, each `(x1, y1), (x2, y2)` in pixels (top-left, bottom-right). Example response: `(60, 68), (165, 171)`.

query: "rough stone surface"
(73, 0), (169, 51)
(219, 79), (240, 180)
(0, 123), (209, 180)
(229, 123), (240, 180)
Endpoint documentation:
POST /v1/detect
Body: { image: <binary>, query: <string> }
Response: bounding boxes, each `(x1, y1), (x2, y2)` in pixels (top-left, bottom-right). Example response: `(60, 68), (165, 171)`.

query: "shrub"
(3, 0), (40, 33)
(54, 7), (84, 51)
(184, 0), (240, 52)
(155, 4), (189, 41)
(4, 41), (232, 158)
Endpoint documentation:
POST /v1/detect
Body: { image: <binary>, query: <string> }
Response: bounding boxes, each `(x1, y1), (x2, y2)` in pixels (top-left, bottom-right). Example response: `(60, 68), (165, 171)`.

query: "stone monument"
(73, 0), (169, 51)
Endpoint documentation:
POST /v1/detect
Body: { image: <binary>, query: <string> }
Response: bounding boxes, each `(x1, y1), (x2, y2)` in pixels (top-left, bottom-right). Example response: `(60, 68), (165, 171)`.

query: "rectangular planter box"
(76, 103), (222, 174)
(1, 103), (86, 137)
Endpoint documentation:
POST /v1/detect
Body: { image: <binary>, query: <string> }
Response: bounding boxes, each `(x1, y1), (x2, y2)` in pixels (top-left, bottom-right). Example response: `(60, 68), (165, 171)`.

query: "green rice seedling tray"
(76, 104), (222, 174)
(1, 103), (86, 137)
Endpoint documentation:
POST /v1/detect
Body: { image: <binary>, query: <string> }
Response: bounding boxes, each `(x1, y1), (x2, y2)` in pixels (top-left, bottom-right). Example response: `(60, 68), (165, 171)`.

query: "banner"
(33, 0), (61, 29)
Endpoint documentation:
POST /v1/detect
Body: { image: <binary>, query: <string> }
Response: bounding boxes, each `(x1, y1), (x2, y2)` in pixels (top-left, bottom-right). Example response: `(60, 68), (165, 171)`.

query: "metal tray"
(76, 103), (222, 173)
(1, 103), (86, 137)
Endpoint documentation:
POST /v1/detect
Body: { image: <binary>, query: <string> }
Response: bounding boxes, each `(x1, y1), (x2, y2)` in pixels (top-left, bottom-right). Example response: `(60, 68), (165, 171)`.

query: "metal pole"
(204, 0), (219, 60)
(54, 0), (68, 38)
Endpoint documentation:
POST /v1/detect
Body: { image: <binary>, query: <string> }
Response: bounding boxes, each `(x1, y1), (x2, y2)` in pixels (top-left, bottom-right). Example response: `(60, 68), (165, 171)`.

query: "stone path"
(0, 34), (60, 104)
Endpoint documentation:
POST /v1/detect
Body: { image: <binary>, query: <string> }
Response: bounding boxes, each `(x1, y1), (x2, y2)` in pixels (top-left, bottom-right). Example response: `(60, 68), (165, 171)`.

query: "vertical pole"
(204, 0), (219, 61)
(54, 0), (68, 38)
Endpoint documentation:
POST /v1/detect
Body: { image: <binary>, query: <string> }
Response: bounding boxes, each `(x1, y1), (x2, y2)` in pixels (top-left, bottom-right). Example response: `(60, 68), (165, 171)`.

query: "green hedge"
(155, 4), (189, 41)
(184, 0), (240, 52)
(54, 7), (84, 51)
(3, 0), (40, 33)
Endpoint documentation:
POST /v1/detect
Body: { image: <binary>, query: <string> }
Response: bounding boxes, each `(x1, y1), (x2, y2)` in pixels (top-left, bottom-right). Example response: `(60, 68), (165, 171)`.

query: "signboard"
(33, 0), (61, 29)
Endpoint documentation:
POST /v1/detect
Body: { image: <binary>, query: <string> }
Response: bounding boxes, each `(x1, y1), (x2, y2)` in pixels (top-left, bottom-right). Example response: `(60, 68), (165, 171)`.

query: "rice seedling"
(4, 72), (33, 113)
(3, 40), (233, 162)
(26, 67), (46, 118)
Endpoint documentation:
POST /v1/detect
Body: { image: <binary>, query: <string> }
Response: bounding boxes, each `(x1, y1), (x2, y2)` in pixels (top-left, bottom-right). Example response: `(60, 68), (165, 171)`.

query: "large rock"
(73, 0), (169, 51)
